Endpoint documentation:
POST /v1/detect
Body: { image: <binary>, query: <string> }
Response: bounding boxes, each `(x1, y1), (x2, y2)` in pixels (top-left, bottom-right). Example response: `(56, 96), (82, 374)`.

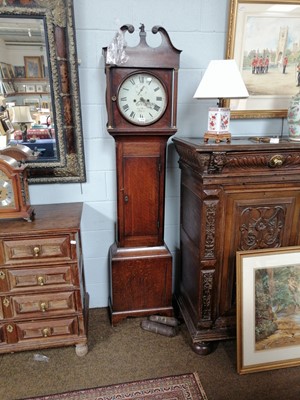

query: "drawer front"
(1, 317), (79, 345)
(4, 265), (77, 292)
(1, 291), (77, 319)
(0, 235), (72, 265)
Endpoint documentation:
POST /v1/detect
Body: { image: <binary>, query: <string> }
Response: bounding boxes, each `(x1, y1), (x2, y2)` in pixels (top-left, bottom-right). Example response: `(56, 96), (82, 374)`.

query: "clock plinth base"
(109, 243), (173, 326)
(0, 206), (35, 221)
(204, 131), (231, 143)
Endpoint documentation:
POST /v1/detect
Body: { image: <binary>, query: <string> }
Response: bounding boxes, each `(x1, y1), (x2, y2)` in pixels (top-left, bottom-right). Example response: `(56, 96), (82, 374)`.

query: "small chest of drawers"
(0, 203), (89, 356)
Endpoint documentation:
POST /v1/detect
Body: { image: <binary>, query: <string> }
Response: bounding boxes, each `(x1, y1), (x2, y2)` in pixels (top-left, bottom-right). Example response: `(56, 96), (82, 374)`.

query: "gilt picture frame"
(24, 56), (43, 78)
(236, 246), (300, 374)
(226, 0), (300, 119)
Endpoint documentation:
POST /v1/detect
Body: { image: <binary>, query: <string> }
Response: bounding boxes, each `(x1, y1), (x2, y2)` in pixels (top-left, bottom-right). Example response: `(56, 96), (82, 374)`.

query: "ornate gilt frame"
(0, 0), (86, 183)
(226, 0), (300, 119)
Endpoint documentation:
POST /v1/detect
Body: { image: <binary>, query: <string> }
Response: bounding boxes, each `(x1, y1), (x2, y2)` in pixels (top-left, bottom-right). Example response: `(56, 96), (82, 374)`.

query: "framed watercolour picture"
(236, 246), (300, 374)
(24, 56), (43, 78)
(226, 0), (300, 119)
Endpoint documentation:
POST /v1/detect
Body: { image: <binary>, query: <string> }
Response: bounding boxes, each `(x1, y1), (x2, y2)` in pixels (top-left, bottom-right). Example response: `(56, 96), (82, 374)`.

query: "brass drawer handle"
(268, 154), (284, 168)
(42, 328), (51, 337)
(0, 270), (5, 280)
(40, 302), (48, 312)
(37, 276), (45, 286)
(6, 325), (14, 333)
(33, 246), (41, 257)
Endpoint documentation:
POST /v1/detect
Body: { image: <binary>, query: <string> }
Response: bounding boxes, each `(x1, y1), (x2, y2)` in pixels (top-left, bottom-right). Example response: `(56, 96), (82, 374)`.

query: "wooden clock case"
(103, 24), (181, 325)
(0, 154), (34, 221)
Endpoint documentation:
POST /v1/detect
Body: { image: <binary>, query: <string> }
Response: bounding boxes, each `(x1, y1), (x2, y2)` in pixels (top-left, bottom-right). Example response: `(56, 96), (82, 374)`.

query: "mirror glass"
(0, 17), (56, 156)
(0, 1), (86, 184)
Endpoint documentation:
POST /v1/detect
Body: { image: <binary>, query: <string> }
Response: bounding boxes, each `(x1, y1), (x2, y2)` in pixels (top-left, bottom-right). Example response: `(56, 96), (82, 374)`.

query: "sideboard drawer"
(0, 235), (72, 265)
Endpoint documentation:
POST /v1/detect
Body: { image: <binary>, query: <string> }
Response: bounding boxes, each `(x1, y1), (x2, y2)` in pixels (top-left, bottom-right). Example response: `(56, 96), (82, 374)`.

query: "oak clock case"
(103, 24), (181, 325)
(0, 155), (34, 221)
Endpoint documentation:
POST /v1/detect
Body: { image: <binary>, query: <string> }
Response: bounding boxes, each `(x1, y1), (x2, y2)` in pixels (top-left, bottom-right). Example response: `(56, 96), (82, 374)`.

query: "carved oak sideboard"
(173, 137), (300, 355)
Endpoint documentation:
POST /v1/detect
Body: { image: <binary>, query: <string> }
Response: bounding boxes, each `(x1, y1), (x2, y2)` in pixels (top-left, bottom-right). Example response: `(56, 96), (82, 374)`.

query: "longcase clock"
(103, 24), (181, 325)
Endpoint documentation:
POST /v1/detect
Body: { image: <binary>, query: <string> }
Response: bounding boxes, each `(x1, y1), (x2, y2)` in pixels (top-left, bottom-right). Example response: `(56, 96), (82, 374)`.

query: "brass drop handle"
(42, 328), (50, 337)
(268, 154), (284, 168)
(40, 302), (47, 312)
(37, 276), (45, 286)
(33, 246), (41, 257)
(0, 270), (5, 280)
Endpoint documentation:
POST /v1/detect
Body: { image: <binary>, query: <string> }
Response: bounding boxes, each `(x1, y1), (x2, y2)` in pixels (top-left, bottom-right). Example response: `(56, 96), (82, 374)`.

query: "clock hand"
(138, 97), (153, 108)
(137, 86), (145, 95)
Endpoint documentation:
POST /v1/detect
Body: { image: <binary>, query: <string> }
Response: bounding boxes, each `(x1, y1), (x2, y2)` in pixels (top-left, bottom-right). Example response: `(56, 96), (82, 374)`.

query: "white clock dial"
(117, 72), (167, 125)
(0, 177), (14, 207)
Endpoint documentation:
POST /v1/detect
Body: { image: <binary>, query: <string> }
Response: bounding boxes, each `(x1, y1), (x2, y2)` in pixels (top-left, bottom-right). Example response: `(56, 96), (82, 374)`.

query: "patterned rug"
(24, 372), (208, 400)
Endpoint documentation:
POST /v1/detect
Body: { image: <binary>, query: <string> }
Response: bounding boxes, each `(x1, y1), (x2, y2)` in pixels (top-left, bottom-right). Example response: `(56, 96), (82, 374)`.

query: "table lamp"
(193, 59), (249, 143)
(11, 106), (34, 142)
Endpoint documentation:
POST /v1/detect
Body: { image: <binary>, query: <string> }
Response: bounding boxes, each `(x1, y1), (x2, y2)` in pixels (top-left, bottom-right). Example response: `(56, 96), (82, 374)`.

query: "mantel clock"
(103, 24), (181, 325)
(0, 155), (34, 221)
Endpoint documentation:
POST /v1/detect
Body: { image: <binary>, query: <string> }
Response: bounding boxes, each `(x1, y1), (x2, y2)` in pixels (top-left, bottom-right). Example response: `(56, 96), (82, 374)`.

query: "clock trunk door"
(116, 139), (165, 247)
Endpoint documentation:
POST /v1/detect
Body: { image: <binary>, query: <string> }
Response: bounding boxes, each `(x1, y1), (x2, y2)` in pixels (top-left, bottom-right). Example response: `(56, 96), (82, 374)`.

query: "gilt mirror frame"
(225, 0), (300, 119)
(0, 0), (86, 183)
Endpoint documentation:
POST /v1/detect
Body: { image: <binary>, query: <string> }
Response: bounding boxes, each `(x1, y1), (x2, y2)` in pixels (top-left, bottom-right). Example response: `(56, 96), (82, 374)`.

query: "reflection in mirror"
(0, 1), (86, 184)
(0, 17), (57, 159)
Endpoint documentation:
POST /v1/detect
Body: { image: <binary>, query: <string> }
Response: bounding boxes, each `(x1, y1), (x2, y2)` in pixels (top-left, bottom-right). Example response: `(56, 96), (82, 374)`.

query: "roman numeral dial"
(117, 72), (167, 125)
(0, 173), (15, 208)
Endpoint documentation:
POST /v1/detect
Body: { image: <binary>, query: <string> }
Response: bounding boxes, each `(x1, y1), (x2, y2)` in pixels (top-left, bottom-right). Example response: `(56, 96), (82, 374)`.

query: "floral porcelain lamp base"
(204, 107), (231, 143)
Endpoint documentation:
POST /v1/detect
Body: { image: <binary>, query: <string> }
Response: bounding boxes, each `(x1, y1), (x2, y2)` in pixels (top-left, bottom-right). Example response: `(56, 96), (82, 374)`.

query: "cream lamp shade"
(11, 106), (34, 142)
(193, 59), (249, 143)
(11, 106), (34, 124)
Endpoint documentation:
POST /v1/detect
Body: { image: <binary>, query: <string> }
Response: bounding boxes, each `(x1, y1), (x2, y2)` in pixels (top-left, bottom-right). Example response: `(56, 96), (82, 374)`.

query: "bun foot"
(191, 340), (218, 356)
(75, 343), (88, 357)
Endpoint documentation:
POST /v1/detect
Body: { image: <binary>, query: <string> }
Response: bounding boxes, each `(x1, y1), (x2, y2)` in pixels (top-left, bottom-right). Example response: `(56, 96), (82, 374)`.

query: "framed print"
(0, 62), (11, 79)
(0, 116), (6, 135)
(36, 84), (44, 93)
(7, 64), (14, 78)
(24, 56), (43, 78)
(14, 66), (25, 78)
(26, 84), (35, 93)
(236, 246), (300, 374)
(3, 118), (14, 135)
(24, 98), (40, 111)
(0, 117), (14, 136)
(226, 0), (300, 119)
(16, 84), (26, 93)
(41, 101), (50, 110)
